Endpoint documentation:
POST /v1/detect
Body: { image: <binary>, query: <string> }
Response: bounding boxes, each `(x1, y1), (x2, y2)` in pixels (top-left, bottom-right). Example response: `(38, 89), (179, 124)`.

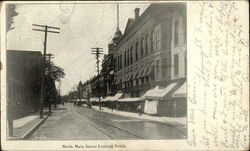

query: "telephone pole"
(32, 24), (60, 118)
(46, 53), (54, 113)
(91, 47), (103, 110)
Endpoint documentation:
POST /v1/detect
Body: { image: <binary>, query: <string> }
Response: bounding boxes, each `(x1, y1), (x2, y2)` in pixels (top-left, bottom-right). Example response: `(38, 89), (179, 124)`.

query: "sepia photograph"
(5, 2), (187, 140)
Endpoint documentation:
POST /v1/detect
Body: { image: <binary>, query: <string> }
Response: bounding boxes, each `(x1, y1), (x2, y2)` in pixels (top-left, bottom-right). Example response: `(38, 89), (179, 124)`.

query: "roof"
(110, 3), (186, 51)
(123, 18), (135, 35)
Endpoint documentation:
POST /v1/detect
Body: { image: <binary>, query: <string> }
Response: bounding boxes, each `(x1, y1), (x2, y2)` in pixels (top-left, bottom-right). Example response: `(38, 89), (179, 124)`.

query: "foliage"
(6, 4), (18, 32)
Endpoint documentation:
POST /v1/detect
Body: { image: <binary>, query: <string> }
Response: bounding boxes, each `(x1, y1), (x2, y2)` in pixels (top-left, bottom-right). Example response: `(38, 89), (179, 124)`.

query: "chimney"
(134, 8), (140, 20)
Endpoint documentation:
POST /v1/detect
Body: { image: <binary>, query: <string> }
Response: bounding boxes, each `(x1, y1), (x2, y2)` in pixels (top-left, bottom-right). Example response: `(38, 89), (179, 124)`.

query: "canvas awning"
(126, 72), (133, 82)
(140, 83), (178, 100)
(132, 69), (139, 80)
(117, 97), (141, 102)
(89, 97), (99, 102)
(112, 77), (117, 84)
(103, 92), (123, 102)
(115, 76), (122, 84)
(172, 82), (187, 98)
(122, 73), (128, 83)
(103, 96), (114, 101)
(137, 67), (145, 78)
(141, 66), (149, 77)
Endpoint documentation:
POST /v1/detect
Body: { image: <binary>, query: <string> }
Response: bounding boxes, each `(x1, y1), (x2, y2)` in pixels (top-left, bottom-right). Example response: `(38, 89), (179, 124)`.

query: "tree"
(6, 4), (18, 32)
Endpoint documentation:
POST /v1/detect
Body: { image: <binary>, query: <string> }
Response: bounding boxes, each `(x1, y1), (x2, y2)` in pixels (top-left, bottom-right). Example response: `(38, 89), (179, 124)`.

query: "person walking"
(137, 103), (142, 116)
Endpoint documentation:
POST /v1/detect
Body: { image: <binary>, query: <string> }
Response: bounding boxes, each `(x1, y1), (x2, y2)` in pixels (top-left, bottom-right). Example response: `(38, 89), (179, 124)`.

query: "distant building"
(105, 3), (187, 117)
(7, 50), (42, 119)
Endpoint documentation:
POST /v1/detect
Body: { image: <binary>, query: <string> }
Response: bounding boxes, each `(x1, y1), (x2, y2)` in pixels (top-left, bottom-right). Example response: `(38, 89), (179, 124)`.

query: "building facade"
(107, 3), (186, 99)
(7, 50), (43, 119)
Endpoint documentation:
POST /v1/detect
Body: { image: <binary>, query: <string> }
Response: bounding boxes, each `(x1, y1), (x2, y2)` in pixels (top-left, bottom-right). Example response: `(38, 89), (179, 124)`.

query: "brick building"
(105, 3), (187, 117)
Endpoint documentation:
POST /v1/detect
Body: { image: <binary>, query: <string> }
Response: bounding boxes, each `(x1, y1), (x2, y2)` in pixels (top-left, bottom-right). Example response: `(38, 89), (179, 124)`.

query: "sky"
(7, 2), (150, 95)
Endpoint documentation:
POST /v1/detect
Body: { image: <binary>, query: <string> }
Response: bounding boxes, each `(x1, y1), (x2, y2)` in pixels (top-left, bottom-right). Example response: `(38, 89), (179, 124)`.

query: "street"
(29, 103), (186, 140)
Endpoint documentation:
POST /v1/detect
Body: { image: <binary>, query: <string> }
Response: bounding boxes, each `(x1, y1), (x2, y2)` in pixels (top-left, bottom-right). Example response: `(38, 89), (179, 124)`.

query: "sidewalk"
(7, 109), (50, 140)
(90, 105), (186, 126)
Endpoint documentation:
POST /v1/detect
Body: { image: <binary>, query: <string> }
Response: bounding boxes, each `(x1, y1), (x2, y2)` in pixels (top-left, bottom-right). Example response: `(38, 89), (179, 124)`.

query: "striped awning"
(132, 70), (139, 80)
(115, 76), (122, 84)
(141, 66), (149, 77)
(137, 67), (145, 78)
(122, 73), (128, 83)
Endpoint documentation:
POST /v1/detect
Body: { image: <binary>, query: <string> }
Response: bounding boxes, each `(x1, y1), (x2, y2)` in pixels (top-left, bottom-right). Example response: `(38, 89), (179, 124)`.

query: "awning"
(117, 97), (141, 102)
(141, 66), (149, 77)
(112, 77), (117, 84)
(132, 70), (139, 80)
(122, 73), (128, 83)
(126, 73), (133, 82)
(90, 97), (99, 102)
(172, 82), (187, 98)
(115, 76), (122, 84)
(103, 96), (114, 101)
(114, 92), (123, 100)
(103, 92), (123, 102)
(137, 67), (145, 78)
(141, 82), (178, 100)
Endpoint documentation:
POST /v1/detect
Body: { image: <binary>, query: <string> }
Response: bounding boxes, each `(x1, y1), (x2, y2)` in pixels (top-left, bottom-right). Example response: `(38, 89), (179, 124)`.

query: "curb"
(20, 113), (50, 139)
(91, 106), (186, 126)
(91, 106), (187, 136)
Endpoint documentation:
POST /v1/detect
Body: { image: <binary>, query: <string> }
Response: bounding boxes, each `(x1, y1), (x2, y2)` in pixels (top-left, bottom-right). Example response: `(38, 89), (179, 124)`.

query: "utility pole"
(46, 53), (54, 113)
(91, 47), (103, 110)
(32, 24), (60, 118)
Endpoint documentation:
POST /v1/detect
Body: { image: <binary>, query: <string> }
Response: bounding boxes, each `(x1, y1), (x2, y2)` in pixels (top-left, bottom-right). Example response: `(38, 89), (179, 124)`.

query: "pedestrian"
(137, 104), (142, 116)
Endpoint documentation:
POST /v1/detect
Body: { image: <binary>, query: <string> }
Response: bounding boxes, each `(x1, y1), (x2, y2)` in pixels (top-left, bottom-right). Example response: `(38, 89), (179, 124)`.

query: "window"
(174, 54), (179, 76)
(152, 25), (161, 51)
(114, 58), (117, 71)
(174, 20), (179, 46)
(124, 51), (127, 66)
(141, 38), (144, 58)
(162, 58), (167, 77)
(120, 54), (122, 69)
(135, 42), (138, 61)
(127, 49), (129, 65)
(117, 57), (119, 70)
(130, 47), (133, 63)
(145, 34), (148, 54)
(156, 59), (160, 78)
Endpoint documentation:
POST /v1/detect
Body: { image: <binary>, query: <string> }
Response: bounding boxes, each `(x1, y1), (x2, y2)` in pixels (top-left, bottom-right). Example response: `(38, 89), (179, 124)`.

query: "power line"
(91, 47), (103, 110)
(32, 24), (60, 119)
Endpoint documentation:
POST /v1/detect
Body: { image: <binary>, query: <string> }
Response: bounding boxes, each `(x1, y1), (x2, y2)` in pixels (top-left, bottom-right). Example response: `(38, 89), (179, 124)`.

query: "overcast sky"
(7, 2), (150, 95)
